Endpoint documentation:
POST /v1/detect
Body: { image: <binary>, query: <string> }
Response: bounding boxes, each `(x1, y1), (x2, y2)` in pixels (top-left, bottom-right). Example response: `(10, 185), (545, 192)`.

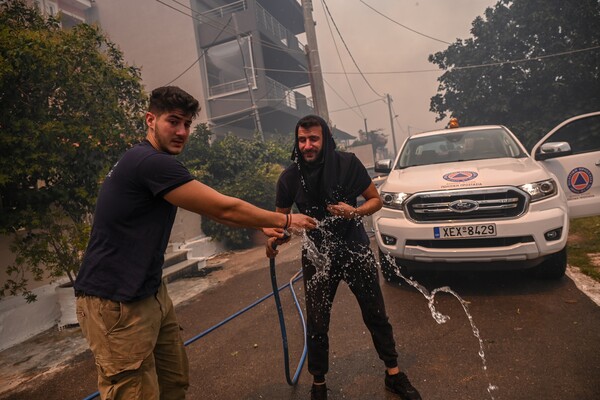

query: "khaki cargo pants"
(76, 281), (188, 400)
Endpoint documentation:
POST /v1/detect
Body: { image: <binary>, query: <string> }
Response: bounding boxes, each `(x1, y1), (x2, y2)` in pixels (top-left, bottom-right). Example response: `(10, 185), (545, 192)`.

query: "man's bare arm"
(164, 180), (315, 231)
(326, 182), (382, 218)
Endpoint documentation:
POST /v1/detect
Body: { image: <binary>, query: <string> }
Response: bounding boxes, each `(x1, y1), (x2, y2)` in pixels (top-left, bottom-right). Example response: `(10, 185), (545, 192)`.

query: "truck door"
(531, 112), (600, 219)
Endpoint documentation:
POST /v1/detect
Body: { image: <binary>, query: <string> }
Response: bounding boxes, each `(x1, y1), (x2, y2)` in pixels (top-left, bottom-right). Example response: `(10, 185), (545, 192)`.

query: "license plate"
(433, 223), (497, 239)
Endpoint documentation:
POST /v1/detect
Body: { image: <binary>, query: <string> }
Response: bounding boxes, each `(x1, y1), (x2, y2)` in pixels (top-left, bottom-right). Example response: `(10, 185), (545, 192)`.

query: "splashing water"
(381, 252), (499, 399)
(299, 217), (498, 399)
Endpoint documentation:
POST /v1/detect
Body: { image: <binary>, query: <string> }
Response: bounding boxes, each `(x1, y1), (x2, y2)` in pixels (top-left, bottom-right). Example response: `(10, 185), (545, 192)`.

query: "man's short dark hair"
(297, 115), (323, 130)
(149, 86), (200, 119)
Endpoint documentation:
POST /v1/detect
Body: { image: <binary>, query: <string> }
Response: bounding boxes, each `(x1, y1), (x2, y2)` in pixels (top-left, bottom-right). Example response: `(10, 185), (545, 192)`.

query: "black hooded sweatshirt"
(275, 115), (372, 247)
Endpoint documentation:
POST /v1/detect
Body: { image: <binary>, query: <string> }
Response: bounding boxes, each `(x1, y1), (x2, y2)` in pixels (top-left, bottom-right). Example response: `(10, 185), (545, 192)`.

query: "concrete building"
(30, 0), (92, 28)
(193, 0), (313, 138)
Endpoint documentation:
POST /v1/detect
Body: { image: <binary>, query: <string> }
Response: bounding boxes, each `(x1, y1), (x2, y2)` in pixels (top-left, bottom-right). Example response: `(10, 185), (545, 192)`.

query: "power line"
(320, 0), (365, 118)
(451, 45), (600, 70)
(359, 0), (451, 45)
(252, 45), (600, 75)
(323, 79), (364, 118)
(320, 0), (384, 98)
(329, 97), (384, 113)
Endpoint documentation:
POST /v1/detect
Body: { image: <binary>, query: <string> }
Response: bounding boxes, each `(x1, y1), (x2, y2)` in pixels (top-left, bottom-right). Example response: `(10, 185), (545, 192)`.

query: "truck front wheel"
(532, 247), (567, 279)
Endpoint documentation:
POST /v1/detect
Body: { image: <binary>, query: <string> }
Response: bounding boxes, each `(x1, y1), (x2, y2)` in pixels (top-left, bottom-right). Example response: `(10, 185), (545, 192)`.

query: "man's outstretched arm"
(164, 180), (315, 231)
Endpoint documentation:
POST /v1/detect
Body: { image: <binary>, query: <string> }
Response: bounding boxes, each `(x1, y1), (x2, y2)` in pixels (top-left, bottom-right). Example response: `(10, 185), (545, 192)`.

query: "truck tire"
(532, 247), (567, 279)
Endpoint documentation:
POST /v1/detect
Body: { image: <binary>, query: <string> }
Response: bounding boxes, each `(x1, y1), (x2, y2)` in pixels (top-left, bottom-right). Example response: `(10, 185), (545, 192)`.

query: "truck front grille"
(406, 235), (535, 248)
(405, 187), (528, 222)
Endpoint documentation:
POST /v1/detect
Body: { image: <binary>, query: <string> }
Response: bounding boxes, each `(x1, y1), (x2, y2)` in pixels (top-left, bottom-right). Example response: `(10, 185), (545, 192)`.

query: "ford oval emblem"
(448, 199), (479, 213)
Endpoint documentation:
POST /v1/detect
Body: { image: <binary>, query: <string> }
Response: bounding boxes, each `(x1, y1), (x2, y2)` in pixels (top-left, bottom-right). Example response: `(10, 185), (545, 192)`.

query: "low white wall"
(0, 283), (61, 352)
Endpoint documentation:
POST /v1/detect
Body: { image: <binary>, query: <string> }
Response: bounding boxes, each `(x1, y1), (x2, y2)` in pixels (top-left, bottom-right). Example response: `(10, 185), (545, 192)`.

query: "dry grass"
(568, 216), (600, 282)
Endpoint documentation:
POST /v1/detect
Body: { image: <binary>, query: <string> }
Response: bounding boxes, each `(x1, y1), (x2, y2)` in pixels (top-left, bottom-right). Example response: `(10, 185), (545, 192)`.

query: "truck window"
(543, 115), (600, 155)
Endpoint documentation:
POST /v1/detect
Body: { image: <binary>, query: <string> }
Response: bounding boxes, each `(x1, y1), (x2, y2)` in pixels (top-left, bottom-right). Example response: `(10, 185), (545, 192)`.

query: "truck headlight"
(380, 191), (411, 210)
(519, 179), (557, 202)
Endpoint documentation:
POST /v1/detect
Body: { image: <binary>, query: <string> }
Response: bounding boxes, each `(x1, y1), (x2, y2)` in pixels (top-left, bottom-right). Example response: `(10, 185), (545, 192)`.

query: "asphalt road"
(4, 238), (600, 400)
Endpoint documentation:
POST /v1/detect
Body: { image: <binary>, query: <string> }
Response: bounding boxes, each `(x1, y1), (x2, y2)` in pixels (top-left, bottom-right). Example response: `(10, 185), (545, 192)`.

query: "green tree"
(179, 125), (292, 249)
(0, 1), (146, 301)
(429, 0), (600, 148)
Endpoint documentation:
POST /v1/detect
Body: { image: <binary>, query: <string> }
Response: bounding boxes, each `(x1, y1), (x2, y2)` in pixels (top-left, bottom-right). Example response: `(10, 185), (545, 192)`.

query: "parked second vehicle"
(373, 112), (600, 280)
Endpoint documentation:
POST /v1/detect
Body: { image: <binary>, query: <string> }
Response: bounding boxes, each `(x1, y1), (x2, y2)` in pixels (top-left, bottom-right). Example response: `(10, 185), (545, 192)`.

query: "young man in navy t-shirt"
(75, 86), (316, 400)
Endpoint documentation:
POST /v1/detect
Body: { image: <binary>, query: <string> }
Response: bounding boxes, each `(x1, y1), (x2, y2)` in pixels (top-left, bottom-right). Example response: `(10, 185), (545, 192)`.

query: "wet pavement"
(1, 237), (600, 400)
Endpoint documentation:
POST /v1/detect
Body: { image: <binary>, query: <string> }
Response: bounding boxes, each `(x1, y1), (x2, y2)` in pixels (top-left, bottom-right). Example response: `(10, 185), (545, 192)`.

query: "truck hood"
(381, 157), (551, 193)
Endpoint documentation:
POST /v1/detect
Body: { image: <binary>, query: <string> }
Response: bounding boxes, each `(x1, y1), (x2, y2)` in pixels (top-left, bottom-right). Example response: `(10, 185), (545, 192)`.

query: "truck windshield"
(396, 128), (527, 168)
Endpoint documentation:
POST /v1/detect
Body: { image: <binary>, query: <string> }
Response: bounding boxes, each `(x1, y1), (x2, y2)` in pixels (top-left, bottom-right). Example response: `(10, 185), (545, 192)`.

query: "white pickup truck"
(373, 112), (600, 279)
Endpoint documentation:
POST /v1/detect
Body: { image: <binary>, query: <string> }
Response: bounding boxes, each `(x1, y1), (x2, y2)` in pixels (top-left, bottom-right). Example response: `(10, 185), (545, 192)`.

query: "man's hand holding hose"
(263, 208), (304, 258)
(264, 228), (292, 258)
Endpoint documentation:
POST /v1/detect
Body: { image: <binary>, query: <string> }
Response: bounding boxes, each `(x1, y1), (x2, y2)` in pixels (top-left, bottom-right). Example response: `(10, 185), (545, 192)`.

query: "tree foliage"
(0, 1), (146, 301)
(179, 124), (292, 249)
(429, 0), (600, 148)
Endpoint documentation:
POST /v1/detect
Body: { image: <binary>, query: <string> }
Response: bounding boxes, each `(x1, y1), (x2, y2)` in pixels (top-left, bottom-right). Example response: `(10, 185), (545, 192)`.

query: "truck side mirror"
(374, 159), (392, 173)
(535, 142), (572, 161)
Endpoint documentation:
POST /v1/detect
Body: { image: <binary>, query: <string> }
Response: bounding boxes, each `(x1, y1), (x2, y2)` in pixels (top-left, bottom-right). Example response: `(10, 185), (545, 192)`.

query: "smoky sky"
(301, 0), (493, 152)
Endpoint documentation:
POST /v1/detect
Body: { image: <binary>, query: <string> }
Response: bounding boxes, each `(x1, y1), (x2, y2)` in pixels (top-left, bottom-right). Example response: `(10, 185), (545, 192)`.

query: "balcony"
(199, 0), (247, 20)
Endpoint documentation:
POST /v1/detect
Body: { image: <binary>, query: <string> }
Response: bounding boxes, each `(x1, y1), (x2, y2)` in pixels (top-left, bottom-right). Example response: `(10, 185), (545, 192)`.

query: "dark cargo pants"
(302, 242), (399, 377)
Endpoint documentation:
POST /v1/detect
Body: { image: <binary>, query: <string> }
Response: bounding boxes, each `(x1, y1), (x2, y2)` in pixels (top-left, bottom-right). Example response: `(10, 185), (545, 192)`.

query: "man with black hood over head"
(264, 115), (422, 400)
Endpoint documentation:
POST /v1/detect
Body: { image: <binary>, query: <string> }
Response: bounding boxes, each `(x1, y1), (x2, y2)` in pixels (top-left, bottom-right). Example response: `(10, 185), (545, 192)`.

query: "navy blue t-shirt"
(276, 151), (372, 246)
(75, 140), (194, 302)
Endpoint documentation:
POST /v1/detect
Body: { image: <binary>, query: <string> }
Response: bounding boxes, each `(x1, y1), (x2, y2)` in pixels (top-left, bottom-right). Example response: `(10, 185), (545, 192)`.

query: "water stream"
(381, 252), (498, 399)
(300, 219), (499, 399)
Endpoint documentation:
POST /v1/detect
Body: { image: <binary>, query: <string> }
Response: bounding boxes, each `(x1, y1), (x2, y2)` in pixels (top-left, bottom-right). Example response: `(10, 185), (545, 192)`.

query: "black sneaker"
(310, 383), (328, 400)
(385, 371), (422, 400)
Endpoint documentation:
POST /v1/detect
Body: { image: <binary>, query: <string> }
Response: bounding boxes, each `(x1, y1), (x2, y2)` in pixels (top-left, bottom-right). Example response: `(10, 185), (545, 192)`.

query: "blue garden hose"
(83, 241), (307, 399)
(269, 237), (308, 385)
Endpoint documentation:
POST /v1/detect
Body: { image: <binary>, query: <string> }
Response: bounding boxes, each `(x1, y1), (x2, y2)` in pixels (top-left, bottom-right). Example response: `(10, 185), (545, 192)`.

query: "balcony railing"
(209, 78), (249, 98)
(255, 2), (304, 52)
(199, 0), (305, 52)
(265, 77), (297, 110)
(199, 0), (247, 20)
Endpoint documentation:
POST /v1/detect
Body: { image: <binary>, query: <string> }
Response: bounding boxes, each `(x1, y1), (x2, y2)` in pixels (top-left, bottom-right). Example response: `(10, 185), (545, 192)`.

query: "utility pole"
(232, 13), (263, 140)
(364, 118), (368, 134)
(386, 93), (398, 157)
(302, 0), (329, 122)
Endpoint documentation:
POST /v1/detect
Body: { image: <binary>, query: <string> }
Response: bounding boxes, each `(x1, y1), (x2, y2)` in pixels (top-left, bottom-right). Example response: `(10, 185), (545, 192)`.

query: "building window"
(284, 90), (297, 110)
(205, 36), (256, 98)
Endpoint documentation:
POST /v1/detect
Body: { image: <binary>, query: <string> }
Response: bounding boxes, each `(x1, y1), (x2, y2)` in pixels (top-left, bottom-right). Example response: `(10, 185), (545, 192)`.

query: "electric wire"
(253, 45), (600, 75)
(359, 0), (451, 44)
(320, 0), (384, 98)
(324, 78), (364, 118)
(320, 0), (365, 119)
(329, 97), (385, 113)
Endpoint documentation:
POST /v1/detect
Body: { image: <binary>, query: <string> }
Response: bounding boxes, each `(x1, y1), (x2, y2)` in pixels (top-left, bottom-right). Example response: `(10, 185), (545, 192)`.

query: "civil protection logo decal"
(443, 171), (478, 182)
(567, 167), (593, 194)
